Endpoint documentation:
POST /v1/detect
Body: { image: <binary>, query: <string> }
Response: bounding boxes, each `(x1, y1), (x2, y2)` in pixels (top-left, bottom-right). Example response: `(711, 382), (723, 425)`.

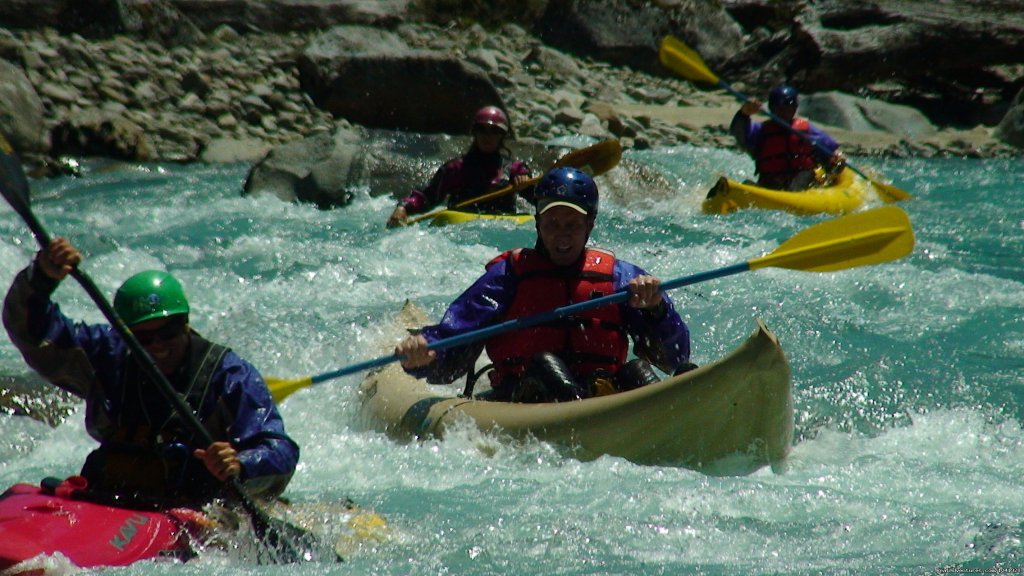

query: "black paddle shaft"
(0, 147), (327, 564)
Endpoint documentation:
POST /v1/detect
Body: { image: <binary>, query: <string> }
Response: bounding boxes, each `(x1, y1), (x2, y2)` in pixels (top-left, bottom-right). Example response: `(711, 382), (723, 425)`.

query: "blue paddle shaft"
(310, 261), (752, 384)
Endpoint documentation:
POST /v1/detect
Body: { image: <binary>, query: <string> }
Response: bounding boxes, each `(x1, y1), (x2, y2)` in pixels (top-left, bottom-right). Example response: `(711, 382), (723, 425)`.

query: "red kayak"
(0, 477), (206, 572)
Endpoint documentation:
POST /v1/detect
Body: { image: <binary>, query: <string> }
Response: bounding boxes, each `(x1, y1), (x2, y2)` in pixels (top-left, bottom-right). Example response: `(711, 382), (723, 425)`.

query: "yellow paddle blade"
(435, 139), (622, 215)
(750, 206), (914, 272)
(553, 139), (622, 176)
(659, 35), (720, 85)
(846, 164), (912, 203)
(870, 179), (912, 203)
(266, 375), (313, 404)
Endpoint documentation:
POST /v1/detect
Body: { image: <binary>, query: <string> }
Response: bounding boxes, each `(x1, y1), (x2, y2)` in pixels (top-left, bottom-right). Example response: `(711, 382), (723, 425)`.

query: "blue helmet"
(768, 84), (799, 109)
(535, 167), (599, 217)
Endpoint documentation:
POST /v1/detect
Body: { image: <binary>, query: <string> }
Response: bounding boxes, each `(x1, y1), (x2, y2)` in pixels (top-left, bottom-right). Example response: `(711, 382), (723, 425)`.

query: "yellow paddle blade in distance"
(750, 206), (914, 272)
(659, 35), (720, 85)
(436, 139), (622, 216)
(846, 164), (912, 203)
(266, 375), (313, 404)
(554, 139), (622, 176)
(870, 179), (913, 203)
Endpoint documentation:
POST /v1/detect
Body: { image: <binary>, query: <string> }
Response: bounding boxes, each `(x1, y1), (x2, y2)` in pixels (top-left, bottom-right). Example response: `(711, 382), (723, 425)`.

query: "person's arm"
(806, 123), (844, 165)
(616, 261), (691, 375)
(399, 259), (517, 384)
(205, 352), (300, 498)
(508, 160), (536, 205)
(2, 240), (119, 398)
(730, 100), (763, 156)
(386, 160), (462, 227)
(407, 160), (462, 214)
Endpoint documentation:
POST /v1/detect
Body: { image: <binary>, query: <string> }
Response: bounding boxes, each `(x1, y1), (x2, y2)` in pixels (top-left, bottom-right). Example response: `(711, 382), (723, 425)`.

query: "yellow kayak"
(428, 210), (533, 227)
(702, 167), (869, 215)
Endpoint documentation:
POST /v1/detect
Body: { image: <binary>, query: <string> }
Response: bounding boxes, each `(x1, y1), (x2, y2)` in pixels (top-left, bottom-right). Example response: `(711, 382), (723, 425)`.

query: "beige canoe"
(358, 304), (793, 476)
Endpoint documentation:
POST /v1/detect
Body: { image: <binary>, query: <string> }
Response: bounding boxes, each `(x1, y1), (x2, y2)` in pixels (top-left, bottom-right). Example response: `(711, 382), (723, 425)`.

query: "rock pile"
(0, 0), (1019, 195)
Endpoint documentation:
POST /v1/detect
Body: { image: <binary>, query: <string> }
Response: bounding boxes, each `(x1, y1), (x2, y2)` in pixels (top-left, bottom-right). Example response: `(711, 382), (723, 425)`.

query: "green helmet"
(113, 270), (190, 326)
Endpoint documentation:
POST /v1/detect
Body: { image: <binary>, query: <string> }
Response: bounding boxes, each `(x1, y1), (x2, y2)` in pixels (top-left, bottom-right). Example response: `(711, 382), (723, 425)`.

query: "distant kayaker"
(3, 238), (299, 506)
(394, 167), (693, 403)
(731, 84), (847, 190)
(386, 105), (534, 227)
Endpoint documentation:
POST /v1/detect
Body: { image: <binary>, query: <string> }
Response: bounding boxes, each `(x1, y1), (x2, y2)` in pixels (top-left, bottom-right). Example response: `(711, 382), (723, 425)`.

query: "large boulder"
(0, 0), (123, 36)
(0, 0), (409, 37)
(200, 137), (272, 163)
(175, 0), (410, 32)
(49, 110), (154, 161)
(243, 122), (562, 209)
(536, 0), (744, 76)
(297, 25), (508, 134)
(801, 91), (937, 138)
(0, 59), (47, 153)
(722, 0), (1024, 128)
(411, 0), (550, 27)
(994, 88), (1024, 149)
(242, 124), (367, 208)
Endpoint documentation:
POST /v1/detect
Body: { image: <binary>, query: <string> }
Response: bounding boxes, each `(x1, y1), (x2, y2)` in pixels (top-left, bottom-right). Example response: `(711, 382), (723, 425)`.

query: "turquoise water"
(0, 142), (1021, 574)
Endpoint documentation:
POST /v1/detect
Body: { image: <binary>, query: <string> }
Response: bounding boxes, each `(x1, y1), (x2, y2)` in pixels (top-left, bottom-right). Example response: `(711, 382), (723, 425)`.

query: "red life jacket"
(755, 117), (816, 188)
(484, 247), (627, 384)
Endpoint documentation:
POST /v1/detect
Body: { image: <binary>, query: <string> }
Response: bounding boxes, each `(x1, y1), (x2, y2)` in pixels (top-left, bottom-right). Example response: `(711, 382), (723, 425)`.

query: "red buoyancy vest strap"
(485, 248), (628, 381)
(756, 117), (816, 183)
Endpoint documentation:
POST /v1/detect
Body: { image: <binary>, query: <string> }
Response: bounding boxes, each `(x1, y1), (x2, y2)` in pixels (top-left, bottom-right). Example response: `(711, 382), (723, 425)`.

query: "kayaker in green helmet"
(731, 84), (846, 190)
(3, 238), (299, 507)
(394, 167), (693, 403)
(386, 105), (535, 227)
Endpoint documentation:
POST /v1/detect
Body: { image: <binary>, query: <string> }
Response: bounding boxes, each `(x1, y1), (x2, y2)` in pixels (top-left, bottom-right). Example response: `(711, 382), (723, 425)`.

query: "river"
(0, 140), (1021, 574)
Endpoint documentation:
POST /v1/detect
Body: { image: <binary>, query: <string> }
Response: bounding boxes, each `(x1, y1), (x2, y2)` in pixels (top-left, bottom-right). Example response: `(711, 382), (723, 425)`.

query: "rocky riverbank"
(0, 1), (1021, 183)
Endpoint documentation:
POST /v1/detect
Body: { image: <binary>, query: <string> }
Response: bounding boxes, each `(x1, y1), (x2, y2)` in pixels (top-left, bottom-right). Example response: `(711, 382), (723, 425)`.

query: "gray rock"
(299, 44), (507, 134)
(801, 91), (937, 138)
(50, 110), (154, 161)
(525, 45), (580, 78)
(995, 88), (1024, 148)
(0, 60), (47, 152)
(537, 0), (743, 75)
(725, 0), (1024, 128)
(467, 48), (500, 74)
(554, 107), (585, 125)
(243, 125), (366, 207)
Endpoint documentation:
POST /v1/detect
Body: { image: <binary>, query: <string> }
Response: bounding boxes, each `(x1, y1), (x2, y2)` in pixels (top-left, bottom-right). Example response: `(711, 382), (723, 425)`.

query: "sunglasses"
(474, 125), (506, 136)
(131, 318), (186, 346)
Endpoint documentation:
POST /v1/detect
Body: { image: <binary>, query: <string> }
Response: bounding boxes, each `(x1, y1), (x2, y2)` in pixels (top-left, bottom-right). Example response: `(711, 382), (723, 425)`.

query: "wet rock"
(537, 0), (744, 76)
(50, 110), (154, 161)
(243, 124), (366, 206)
(0, 59), (47, 152)
(995, 88), (1024, 148)
(200, 137), (271, 163)
(801, 92), (937, 138)
(298, 26), (508, 134)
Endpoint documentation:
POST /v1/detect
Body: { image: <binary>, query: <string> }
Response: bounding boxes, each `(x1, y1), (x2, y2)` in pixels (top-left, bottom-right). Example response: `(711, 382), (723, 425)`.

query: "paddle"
(0, 139), (331, 564)
(404, 139), (623, 225)
(267, 205), (914, 402)
(658, 35), (912, 203)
